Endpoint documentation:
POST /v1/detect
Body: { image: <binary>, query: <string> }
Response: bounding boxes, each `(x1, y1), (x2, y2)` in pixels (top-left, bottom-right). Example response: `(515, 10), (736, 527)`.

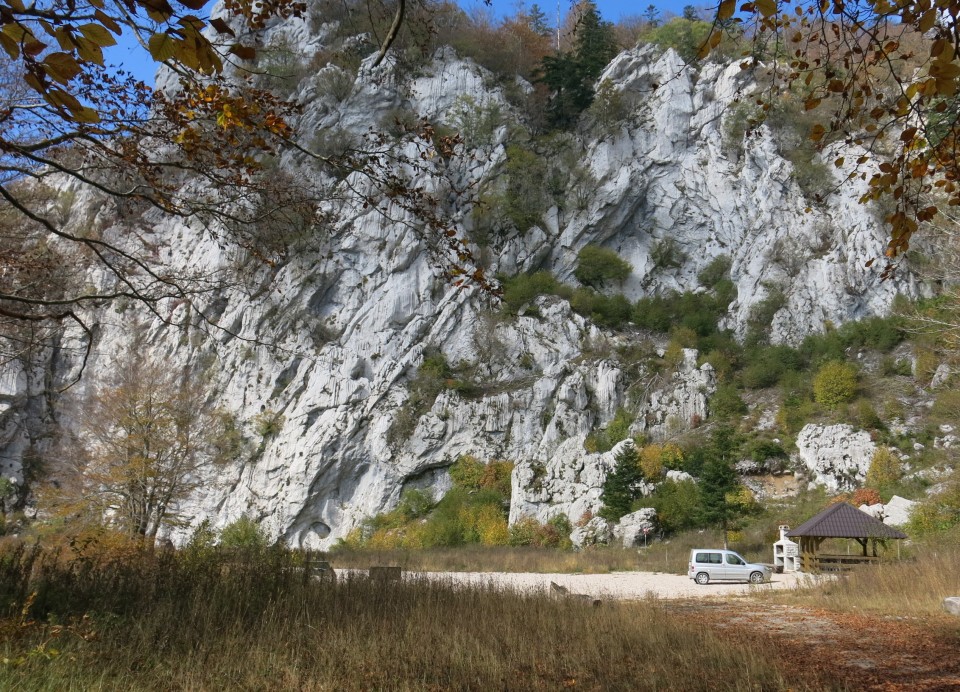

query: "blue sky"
(105, 0), (700, 85)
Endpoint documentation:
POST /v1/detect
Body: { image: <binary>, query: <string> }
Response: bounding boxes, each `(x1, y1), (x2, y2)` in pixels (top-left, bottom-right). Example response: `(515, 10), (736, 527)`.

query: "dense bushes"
(634, 479), (700, 534)
(501, 271), (572, 313)
(340, 456), (513, 550)
(340, 456), (579, 550)
(907, 478), (960, 536)
(570, 289), (633, 327)
(388, 350), (477, 445)
(503, 145), (550, 231)
(638, 18), (712, 62)
(508, 514), (573, 548)
(812, 360), (858, 408)
(574, 245), (632, 288)
(865, 447), (902, 495)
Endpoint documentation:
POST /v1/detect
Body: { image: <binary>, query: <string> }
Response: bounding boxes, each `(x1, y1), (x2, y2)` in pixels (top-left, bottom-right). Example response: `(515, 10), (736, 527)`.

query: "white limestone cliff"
(0, 32), (924, 546)
(795, 424), (877, 492)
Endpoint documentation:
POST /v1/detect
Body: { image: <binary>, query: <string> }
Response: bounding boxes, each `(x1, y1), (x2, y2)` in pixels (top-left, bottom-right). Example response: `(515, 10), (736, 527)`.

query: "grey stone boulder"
(570, 516), (612, 548)
(944, 597), (960, 616)
(612, 508), (657, 548)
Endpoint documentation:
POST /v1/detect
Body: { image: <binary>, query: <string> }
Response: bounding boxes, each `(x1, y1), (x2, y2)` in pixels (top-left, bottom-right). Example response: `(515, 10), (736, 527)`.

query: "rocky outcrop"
(859, 495), (917, 527)
(612, 508), (657, 548)
(570, 516), (613, 549)
(795, 424), (877, 492)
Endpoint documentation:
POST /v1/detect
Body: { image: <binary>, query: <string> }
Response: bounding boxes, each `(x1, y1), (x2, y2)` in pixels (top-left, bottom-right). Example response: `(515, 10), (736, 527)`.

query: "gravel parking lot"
(389, 569), (816, 600)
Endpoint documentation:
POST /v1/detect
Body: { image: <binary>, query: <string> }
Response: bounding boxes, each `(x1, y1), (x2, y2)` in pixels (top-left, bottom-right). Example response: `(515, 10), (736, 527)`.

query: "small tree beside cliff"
(599, 441), (643, 521)
(51, 348), (224, 543)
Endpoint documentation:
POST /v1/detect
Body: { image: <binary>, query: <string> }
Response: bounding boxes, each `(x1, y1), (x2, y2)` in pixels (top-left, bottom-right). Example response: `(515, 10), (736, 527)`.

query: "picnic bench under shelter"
(787, 501), (908, 572)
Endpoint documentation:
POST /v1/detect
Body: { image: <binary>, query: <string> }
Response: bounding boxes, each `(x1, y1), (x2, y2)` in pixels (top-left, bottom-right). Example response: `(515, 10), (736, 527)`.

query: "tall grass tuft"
(766, 543), (960, 617)
(0, 539), (838, 690)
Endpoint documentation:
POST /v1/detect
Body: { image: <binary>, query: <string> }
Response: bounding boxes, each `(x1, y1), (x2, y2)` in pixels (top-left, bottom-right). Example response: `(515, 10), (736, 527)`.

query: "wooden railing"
(801, 553), (880, 573)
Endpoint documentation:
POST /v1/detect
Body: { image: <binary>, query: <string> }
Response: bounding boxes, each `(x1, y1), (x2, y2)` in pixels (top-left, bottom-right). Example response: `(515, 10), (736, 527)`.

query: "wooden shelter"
(787, 502), (908, 572)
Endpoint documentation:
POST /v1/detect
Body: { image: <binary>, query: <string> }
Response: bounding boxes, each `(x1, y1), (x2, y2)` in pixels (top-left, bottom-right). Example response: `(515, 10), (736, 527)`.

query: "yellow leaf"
(78, 23), (117, 47)
(755, 0), (777, 17)
(210, 17), (235, 36)
(71, 106), (99, 123)
(94, 10), (122, 35)
(2, 22), (30, 42)
(42, 52), (83, 85)
(931, 60), (960, 80)
(718, 0), (736, 21)
(23, 37), (46, 57)
(74, 36), (104, 65)
(142, 0), (176, 23)
(54, 27), (73, 51)
(45, 87), (82, 113)
(148, 32), (178, 62)
(0, 32), (20, 60)
(930, 38), (948, 59)
(918, 9), (937, 33)
(834, 157), (844, 167)
(24, 72), (44, 93)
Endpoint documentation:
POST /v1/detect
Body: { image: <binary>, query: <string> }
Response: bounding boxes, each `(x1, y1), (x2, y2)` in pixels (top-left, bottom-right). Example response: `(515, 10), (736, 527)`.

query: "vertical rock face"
(795, 424), (877, 492)
(637, 349), (714, 439)
(2, 31), (921, 546)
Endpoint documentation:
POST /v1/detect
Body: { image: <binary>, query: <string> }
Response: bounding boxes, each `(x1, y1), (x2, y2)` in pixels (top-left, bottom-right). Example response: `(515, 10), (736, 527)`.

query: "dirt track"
(396, 568), (814, 599)
(671, 600), (960, 691)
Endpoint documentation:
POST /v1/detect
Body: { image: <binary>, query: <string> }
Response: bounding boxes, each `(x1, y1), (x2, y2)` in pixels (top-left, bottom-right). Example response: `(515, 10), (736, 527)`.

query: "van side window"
(725, 554), (744, 565)
(695, 552), (723, 564)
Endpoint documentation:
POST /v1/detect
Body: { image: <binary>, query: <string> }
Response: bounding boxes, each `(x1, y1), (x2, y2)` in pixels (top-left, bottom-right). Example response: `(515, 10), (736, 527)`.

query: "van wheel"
(695, 572), (709, 585)
(749, 571), (764, 584)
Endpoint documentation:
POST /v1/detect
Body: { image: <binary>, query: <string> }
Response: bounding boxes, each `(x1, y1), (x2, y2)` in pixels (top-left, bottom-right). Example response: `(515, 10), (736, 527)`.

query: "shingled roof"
(787, 502), (908, 540)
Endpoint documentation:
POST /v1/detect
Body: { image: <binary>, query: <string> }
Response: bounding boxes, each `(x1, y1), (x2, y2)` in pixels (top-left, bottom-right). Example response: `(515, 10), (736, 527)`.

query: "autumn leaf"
(755, 0), (777, 17)
(148, 32), (178, 62)
(42, 52), (83, 85)
(718, 0), (737, 21)
(78, 23), (117, 47)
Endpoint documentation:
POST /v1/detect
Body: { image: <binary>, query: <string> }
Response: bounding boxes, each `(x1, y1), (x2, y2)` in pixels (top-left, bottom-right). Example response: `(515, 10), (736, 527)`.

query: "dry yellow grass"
(0, 540), (840, 690)
(760, 545), (960, 617)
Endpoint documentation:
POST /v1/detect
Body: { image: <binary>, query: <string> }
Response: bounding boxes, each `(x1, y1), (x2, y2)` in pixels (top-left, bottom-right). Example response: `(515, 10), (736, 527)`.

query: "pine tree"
(527, 4), (551, 36)
(573, 2), (618, 82)
(600, 441), (643, 521)
(643, 4), (660, 27)
(537, 1), (617, 129)
(697, 426), (750, 548)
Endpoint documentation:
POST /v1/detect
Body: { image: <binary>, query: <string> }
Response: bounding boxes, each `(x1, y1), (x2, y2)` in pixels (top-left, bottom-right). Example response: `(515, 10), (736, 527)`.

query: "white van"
(688, 549), (772, 584)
